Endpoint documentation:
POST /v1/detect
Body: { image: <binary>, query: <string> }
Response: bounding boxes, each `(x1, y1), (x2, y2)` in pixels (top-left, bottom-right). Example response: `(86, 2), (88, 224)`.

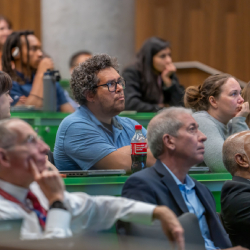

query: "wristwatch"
(49, 200), (67, 211)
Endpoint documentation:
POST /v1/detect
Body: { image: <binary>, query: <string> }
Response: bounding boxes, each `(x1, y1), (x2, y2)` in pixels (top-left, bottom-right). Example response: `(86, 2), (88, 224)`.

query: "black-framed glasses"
(93, 78), (126, 92)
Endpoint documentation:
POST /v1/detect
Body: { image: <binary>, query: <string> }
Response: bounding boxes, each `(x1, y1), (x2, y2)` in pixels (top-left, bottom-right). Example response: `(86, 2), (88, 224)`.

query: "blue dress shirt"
(54, 105), (147, 170)
(10, 71), (67, 111)
(162, 162), (220, 250)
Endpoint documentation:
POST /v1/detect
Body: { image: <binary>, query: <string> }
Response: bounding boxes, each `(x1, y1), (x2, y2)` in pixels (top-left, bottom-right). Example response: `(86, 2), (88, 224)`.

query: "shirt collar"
(161, 162), (195, 190)
(79, 105), (123, 130)
(0, 179), (29, 203)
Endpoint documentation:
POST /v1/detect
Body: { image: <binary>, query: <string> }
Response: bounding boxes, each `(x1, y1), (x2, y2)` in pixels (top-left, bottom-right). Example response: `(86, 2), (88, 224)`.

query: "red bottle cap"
(135, 125), (142, 130)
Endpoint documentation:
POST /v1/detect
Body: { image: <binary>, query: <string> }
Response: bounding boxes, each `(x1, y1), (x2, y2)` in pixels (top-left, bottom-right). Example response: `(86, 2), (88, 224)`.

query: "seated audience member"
(0, 71), (13, 118)
(0, 15), (12, 70)
(120, 107), (235, 250)
(2, 30), (74, 112)
(65, 50), (93, 110)
(184, 73), (249, 172)
(54, 54), (156, 171)
(0, 119), (184, 248)
(221, 131), (250, 248)
(123, 37), (184, 112)
(69, 50), (92, 74)
(241, 81), (250, 128)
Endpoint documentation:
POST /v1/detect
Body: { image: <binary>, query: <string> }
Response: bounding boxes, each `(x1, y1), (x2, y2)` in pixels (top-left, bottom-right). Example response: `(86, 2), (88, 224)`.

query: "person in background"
(241, 81), (250, 128)
(0, 15), (12, 70)
(123, 37), (184, 112)
(1, 30), (74, 112)
(221, 130), (250, 248)
(0, 118), (184, 249)
(54, 54), (156, 171)
(119, 107), (240, 250)
(69, 50), (92, 74)
(0, 71), (13, 119)
(184, 73), (249, 172)
(66, 50), (93, 110)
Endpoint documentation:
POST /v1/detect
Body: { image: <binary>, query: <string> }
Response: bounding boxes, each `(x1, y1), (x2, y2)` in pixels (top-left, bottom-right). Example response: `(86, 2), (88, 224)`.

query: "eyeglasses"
(93, 78), (126, 92)
(3, 134), (43, 150)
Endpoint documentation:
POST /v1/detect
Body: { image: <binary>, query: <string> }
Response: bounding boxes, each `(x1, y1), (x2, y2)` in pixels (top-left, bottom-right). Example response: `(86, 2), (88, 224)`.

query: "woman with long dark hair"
(123, 37), (184, 112)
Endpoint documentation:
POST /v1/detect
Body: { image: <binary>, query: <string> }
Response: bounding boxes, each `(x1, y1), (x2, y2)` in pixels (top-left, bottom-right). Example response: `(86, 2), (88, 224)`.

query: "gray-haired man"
(120, 107), (236, 250)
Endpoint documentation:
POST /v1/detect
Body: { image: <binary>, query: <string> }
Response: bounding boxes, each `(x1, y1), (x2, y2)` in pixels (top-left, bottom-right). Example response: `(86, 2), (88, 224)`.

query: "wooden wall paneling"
(135, 0), (250, 83)
(0, 0), (41, 40)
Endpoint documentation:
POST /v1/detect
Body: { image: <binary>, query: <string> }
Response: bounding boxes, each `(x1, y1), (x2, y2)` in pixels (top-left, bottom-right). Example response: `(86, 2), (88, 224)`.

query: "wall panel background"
(0, 0), (41, 40)
(136, 0), (250, 85)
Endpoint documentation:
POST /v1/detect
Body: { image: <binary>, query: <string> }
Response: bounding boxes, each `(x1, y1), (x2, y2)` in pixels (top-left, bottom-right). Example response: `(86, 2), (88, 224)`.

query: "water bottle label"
(131, 143), (147, 155)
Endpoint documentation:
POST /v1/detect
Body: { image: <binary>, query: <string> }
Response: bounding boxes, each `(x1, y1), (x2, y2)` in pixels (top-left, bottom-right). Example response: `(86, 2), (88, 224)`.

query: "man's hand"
(37, 57), (54, 75)
(161, 63), (176, 88)
(29, 159), (65, 206)
(153, 206), (184, 250)
(235, 102), (250, 118)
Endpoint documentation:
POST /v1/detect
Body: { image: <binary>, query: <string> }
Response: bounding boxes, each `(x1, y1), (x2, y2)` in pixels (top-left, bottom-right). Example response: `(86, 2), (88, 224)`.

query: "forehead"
(155, 47), (171, 56)
(176, 113), (196, 128)
(0, 20), (9, 28)
(8, 121), (36, 141)
(97, 67), (120, 83)
(220, 78), (240, 93)
(21, 34), (41, 47)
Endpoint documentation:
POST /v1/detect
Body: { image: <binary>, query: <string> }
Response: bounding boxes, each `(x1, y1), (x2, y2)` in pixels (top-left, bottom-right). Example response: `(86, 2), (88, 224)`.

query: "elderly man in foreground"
(0, 118), (184, 248)
(120, 107), (242, 250)
(221, 131), (250, 248)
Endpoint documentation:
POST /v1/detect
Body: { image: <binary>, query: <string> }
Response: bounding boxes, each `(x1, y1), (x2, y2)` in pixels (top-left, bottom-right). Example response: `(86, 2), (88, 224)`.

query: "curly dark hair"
(70, 54), (119, 106)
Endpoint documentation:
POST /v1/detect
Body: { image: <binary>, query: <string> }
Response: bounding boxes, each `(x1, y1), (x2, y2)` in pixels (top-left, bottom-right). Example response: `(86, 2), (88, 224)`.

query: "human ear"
(162, 134), (176, 151)
(209, 96), (218, 109)
(235, 154), (249, 168)
(11, 47), (20, 60)
(86, 91), (95, 103)
(0, 149), (11, 169)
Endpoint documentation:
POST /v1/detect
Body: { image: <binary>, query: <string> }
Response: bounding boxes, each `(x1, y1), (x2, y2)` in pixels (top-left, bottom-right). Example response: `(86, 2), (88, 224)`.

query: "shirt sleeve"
(63, 191), (156, 232)
(194, 114), (227, 172)
(10, 81), (22, 106)
(63, 122), (117, 170)
(229, 116), (249, 134)
(56, 82), (68, 107)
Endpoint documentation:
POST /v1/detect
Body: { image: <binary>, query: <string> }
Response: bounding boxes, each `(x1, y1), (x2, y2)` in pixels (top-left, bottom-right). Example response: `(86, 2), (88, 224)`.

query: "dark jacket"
(221, 176), (250, 248)
(122, 65), (184, 112)
(120, 160), (232, 249)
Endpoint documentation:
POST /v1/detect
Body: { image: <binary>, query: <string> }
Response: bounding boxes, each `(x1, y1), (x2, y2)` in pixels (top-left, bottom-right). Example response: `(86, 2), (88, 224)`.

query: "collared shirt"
(54, 105), (147, 170)
(0, 179), (155, 240)
(161, 163), (220, 250)
(10, 71), (68, 111)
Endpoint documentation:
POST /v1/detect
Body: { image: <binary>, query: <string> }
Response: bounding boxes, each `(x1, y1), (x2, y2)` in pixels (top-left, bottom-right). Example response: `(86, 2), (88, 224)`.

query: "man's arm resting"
(93, 146), (156, 172)
(60, 103), (75, 113)
(153, 206), (184, 250)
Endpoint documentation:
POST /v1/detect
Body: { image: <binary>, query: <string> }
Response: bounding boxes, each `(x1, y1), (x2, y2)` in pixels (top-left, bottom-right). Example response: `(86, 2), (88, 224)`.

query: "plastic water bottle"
(131, 125), (147, 173)
(43, 70), (60, 112)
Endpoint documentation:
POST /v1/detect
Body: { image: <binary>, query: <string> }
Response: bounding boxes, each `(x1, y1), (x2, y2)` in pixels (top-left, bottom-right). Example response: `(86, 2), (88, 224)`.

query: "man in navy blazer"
(120, 107), (234, 250)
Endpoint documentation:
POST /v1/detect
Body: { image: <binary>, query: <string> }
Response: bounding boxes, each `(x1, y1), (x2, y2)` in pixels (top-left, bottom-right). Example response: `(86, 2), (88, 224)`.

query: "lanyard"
(0, 188), (46, 225)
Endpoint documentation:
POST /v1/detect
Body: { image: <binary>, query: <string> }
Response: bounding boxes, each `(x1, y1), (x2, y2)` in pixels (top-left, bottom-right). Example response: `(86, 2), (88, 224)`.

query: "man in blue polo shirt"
(54, 54), (156, 171)
(2, 30), (74, 112)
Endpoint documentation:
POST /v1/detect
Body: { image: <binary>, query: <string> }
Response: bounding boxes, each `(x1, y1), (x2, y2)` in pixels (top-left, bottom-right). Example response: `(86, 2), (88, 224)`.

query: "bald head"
(223, 131), (250, 175)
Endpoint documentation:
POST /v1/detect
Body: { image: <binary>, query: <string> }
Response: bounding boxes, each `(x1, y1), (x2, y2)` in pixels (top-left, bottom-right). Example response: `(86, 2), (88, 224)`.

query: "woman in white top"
(184, 73), (250, 172)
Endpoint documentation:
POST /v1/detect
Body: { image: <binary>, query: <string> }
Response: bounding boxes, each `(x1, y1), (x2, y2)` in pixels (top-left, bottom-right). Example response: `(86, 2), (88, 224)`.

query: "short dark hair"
(69, 50), (92, 68)
(70, 54), (119, 106)
(0, 71), (12, 95)
(0, 15), (12, 29)
(2, 30), (34, 84)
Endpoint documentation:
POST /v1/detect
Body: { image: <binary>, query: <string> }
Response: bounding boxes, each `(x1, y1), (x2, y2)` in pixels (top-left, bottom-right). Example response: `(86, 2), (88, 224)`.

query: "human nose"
(115, 82), (124, 93)
(198, 130), (207, 142)
(8, 94), (13, 104)
(166, 55), (172, 64)
(38, 139), (50, 154)
(239, 95), (244, 103)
